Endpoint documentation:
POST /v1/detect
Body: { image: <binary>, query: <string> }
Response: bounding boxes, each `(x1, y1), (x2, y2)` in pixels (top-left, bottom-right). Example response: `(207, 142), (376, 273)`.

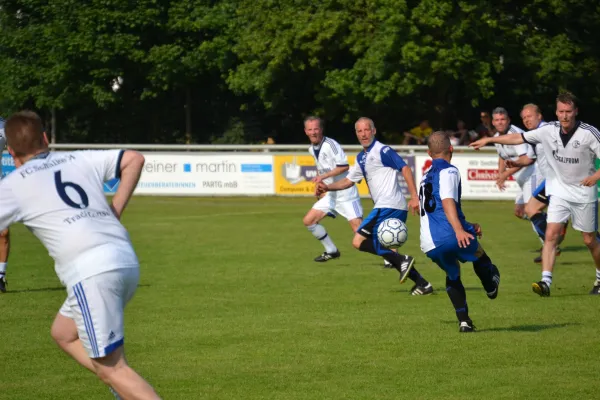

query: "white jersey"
(494, 124), (536, 186)
(309, 136), (359, 202)
(533, 121), (550, 178)
(0, 150), (138, 286)
(347, 140), (408, 210)
(522, 121), (600, 203)
(0, 118), (5, 177)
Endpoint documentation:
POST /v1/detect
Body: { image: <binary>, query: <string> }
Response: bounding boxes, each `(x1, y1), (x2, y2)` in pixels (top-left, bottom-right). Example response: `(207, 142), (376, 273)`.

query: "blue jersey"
(419, 158), (473, 253)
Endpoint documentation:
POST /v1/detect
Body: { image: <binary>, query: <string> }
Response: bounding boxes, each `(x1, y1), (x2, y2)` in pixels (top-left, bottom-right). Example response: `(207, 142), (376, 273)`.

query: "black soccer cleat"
(486, 266), (500, 300)
(314, 250), (341, 262)
(590, 281), (600, 295)
(398, 255), (415, 284)
(410, 283), (433, 296)
(0, 275), (6, 293)
(383, 259), (395, 269)
(532, 281), (550, 297)
(459, 320), (475, 333)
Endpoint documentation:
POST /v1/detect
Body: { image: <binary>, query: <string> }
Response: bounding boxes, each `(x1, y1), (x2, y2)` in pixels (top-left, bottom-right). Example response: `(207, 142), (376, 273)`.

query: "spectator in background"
(403, 119), (432, 145)
(475, 111), (494, 139)
(451, 119), (480, 146)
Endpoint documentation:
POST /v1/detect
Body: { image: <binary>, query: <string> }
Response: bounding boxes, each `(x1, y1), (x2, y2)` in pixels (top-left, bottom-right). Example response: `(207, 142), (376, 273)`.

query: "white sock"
(110, 387), (122, 400)
(595, 269), (600, 284)
(542, 271), (553, 286)
(0, 262), (6, 275)
(307, 224), (337, 253)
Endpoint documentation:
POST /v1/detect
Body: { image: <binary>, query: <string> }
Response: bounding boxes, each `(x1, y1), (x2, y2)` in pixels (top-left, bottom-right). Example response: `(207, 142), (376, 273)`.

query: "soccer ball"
(377, 218), (408, 249)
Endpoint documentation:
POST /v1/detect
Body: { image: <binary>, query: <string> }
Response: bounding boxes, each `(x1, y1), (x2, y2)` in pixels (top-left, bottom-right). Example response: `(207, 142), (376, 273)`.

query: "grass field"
(2, 197), (599, 399)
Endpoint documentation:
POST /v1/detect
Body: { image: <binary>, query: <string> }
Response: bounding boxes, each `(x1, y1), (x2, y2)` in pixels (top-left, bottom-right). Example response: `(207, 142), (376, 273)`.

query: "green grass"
(2, 197), (598, 399)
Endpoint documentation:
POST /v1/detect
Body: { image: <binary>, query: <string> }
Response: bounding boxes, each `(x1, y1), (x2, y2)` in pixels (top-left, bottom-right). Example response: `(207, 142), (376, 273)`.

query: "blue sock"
(473, 252), (497, 293)
(530, 212), (547, 242)
(446, 277), (469, 322)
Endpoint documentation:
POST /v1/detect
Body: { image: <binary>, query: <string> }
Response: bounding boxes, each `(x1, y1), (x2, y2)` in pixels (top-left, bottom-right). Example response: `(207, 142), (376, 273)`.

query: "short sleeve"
(327, 140), (349, 167)
(439, 168), (460, 201)
(0, 184), (21, 230)
(380, 146), (407, 170)
(522, 127), (543, 145)
(347, 162), (364, 183)
(82, 150), (125, 182)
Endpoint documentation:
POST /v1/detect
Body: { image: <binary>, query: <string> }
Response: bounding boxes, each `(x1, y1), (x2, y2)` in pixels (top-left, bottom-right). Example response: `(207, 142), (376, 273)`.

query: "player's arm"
(318, 177), (355, 194)
(581, 133), (600, 186)
(470, 134), (525, 149)
(439, 169), (474, 248)
(316, 165), (349, 181)
(111, 150), (145, 219)
(380, 146), (419, 213)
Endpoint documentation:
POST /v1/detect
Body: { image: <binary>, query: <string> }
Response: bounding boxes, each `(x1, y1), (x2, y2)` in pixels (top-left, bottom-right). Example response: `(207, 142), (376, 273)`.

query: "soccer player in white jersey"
(471, 92), (600, 296)
(518, 104), (566, 263)
(491, 107), (538, 220)
(0, 112), (160, 399)
(302, 116), (363, 261)
(316, 117), (433, 294)
(0, 117), (10, 293)
(420, 132), (500, 332)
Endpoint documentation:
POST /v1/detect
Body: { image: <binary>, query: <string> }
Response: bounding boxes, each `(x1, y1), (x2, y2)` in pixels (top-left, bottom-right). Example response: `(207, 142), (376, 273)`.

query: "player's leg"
(426, 246), (472, 332)
(352, 209), (432, 292)
(71, 269), (160, 399)
(303, 195), (340, 262)
(532, 197), (569, 296)
(526, 181), (548, 248)
(570, 201), (600, 295)
(463, 242), (500, 299)
(51, 302), (96, 372)
(0, 228), (9, 293)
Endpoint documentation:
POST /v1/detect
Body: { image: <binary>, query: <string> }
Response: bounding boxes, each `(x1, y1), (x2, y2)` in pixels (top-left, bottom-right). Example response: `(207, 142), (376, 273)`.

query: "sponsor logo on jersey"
(552, 150), (579, 164)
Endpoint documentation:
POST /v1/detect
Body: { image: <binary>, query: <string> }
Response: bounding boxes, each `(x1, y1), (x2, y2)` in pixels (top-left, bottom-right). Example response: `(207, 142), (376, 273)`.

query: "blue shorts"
(426, 238), (480, 280)
(358, 208), (408, 255)
(532, 180), (549, 205)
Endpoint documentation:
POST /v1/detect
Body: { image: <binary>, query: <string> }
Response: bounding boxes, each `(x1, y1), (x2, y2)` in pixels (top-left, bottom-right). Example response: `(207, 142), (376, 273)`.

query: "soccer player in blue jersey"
(420, 132), (500, 332)
(316, 117), (433, 294)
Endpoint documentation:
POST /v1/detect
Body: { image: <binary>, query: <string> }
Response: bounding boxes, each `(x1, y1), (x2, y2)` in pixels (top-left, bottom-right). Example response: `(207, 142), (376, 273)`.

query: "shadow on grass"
(6, 283), (150, 294)
(558, 245), (587, 253)
(477, 322), (577, 333)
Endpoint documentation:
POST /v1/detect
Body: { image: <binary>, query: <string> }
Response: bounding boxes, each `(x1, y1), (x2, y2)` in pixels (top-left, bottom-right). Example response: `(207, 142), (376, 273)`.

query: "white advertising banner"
(104, 153), (275, 195)
(414, 153), (521, 200)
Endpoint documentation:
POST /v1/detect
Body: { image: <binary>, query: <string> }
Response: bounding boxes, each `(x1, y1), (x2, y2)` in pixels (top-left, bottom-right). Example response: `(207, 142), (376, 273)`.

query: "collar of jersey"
(312, 136), (325, 150)
(431, 158), (449, 166)
(560, 120), (581, 135)
(536, 121), (546, 128)
(28, 151), (51, 162)
(364, 140), (378, 152)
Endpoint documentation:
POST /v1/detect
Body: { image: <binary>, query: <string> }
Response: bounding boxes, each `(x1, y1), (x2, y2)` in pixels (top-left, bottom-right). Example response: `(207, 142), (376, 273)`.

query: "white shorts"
(547, 197), (598, 232)
(312, 194), (363, 221)
(59, 267), (139, 358)
(515, 172), (537, 205)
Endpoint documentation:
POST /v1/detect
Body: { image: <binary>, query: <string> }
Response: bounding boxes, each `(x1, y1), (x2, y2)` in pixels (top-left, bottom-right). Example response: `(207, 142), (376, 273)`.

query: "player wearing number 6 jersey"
(420, 132), (500, 332)
(0, 111), (160, 399)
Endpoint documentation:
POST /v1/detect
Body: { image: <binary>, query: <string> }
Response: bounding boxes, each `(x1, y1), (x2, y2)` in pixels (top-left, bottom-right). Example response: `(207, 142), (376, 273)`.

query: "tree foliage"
(0, 0), (599, 143)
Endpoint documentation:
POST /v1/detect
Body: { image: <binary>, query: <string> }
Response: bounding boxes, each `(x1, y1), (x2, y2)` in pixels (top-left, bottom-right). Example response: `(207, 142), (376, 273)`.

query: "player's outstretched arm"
(111, 150), (145, 219)
(441, 198), (474, 248)
(470, 134), (524, 149)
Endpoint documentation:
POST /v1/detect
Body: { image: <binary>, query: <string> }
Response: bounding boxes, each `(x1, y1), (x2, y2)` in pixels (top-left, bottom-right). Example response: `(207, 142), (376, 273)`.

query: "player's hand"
(469, 138), (490, 150)
(495, 178), (507, 191)
(315, 182), (328, 196)
(472, 223), (483, 238)
(408, 197), (420, 215)
(456, 229), (475, 248)
(312, 175), (323, 184)
(581, 176), (599, 187)
(505, 160), (520, 168)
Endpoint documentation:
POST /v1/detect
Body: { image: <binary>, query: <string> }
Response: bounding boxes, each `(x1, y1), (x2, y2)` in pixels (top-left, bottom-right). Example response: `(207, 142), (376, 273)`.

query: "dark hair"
(556, 92), (578, 108)
(4, 111), (46, 157)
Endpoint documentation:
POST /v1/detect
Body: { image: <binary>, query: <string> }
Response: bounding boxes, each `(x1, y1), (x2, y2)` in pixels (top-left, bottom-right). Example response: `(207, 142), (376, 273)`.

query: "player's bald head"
(427, 131), (451, 157)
